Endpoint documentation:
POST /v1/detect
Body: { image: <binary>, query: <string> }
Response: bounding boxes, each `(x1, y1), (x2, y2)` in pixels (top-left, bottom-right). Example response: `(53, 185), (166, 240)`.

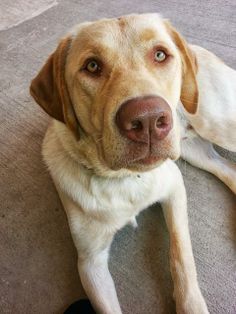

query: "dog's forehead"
(71, 14), (172, 50)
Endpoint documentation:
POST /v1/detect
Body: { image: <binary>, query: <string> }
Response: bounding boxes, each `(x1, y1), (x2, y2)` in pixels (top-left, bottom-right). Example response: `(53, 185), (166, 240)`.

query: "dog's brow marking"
(118, 17), (127, 31)
(140, 28), (157, 42)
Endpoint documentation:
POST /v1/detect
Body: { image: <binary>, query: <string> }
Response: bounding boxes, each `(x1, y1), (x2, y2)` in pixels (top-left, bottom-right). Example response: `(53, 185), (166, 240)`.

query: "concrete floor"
(0, 1), (235, 313)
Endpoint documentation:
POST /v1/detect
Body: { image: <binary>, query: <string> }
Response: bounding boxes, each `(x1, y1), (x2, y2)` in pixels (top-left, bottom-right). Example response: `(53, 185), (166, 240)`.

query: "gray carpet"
(0, 1), (235, 313)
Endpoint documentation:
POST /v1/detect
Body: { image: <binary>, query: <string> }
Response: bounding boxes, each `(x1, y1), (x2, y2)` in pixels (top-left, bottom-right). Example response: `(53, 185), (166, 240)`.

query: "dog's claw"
(129, 217), (138, 228)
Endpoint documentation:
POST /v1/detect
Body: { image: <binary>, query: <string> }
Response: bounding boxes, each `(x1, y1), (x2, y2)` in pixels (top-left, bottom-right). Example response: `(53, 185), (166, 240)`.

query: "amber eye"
(85, 60), (101, 74)
(154, 50), (167, 62)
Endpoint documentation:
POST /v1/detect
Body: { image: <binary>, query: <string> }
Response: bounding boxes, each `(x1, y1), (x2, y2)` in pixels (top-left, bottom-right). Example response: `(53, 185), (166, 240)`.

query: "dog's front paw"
(176, 289), (209, 314)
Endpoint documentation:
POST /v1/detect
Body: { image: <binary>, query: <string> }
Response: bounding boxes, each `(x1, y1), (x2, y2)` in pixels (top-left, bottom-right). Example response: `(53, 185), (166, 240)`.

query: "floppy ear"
(30, 37), (80, 139)
(165, 21), (198, 114)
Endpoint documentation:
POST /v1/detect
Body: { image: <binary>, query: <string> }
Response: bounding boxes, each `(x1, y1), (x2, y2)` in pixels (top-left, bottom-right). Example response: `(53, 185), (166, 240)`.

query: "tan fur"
(31, 14), (200, 175)
(30, 37), (80, 139)
(165, 21), (198, 114)
(140, 28), (157, 42)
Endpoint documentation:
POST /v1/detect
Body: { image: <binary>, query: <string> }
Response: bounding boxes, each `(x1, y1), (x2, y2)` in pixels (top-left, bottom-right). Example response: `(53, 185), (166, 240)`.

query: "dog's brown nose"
(116, 96), (173, 144)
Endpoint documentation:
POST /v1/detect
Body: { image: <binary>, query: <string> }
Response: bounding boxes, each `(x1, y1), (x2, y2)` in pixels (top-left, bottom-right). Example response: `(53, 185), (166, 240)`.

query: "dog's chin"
(79, 148), (179, 178)
(93, 135), (180, 176)
(126, 158), (165, 172)
(109, 149), (180, 173)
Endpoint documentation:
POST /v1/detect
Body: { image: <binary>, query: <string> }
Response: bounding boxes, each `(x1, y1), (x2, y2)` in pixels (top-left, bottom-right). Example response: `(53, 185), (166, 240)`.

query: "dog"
(30, 13), (236, 314)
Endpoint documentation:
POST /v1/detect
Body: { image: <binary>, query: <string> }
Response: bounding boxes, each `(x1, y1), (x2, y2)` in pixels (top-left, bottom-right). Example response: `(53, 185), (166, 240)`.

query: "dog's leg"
(56, 187), (122, 314)
(161, 164), (209, 314)
(77, 243), (122, 314)
(181, 130), (236, 194)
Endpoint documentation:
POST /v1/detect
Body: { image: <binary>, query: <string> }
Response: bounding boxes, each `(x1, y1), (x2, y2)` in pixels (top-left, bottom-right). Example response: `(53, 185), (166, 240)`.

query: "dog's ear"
(165, 21), (198, 114)
(30, 37), (80, 139)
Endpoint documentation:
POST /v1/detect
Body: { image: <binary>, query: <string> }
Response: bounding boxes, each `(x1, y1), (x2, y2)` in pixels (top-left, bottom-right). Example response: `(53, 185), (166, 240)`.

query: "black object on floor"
(64, 299), (96, 314)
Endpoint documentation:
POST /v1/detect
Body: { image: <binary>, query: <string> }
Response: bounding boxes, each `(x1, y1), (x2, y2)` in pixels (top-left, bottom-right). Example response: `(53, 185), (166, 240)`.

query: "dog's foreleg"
(78, 244), (122, 314)
(56, 187), (122, 314)
(181, 131), (236, 194)
(161, 164), (209, 314)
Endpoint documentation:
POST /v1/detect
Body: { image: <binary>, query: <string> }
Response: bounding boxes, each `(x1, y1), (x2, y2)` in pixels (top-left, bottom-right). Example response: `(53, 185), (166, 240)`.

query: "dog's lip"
(138, 154), (161, 165)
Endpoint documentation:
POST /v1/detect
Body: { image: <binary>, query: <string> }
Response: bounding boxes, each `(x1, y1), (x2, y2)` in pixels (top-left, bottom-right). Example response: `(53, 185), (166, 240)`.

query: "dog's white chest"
(58, 160), (175, 228)
(89, 173), (155, 210)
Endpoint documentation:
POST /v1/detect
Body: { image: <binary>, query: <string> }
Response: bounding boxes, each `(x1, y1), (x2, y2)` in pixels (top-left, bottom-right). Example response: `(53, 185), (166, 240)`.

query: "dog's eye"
(85, 60), (101, 74)
(154, 50), (167, 62)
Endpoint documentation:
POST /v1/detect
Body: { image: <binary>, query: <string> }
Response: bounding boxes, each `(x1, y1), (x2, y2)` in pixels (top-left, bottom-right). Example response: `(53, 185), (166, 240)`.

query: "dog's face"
(30, 14), (198, 175)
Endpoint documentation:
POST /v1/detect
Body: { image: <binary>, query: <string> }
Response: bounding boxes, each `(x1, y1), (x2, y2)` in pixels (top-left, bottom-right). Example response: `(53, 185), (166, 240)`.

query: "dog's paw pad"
(64, 299), (96, 314)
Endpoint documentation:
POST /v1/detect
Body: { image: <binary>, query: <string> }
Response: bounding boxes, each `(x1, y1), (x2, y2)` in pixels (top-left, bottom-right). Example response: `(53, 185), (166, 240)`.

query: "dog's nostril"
(156, 115), (168, 128)
(131, 120), (143, 130)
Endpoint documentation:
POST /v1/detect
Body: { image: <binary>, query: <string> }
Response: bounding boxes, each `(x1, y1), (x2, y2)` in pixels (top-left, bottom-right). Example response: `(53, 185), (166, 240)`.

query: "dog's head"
(30, 13), (198, 175)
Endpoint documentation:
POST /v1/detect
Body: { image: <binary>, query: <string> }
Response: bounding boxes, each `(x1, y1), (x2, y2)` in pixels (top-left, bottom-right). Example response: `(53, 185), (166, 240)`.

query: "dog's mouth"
(106, 137), (179, 172)
(138, 154), (161, 165)
(94, 116), (181, 173)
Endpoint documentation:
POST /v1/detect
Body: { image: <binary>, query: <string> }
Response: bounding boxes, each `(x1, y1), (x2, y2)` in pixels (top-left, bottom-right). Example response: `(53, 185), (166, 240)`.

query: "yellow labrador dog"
(30, 13), (236, 314)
